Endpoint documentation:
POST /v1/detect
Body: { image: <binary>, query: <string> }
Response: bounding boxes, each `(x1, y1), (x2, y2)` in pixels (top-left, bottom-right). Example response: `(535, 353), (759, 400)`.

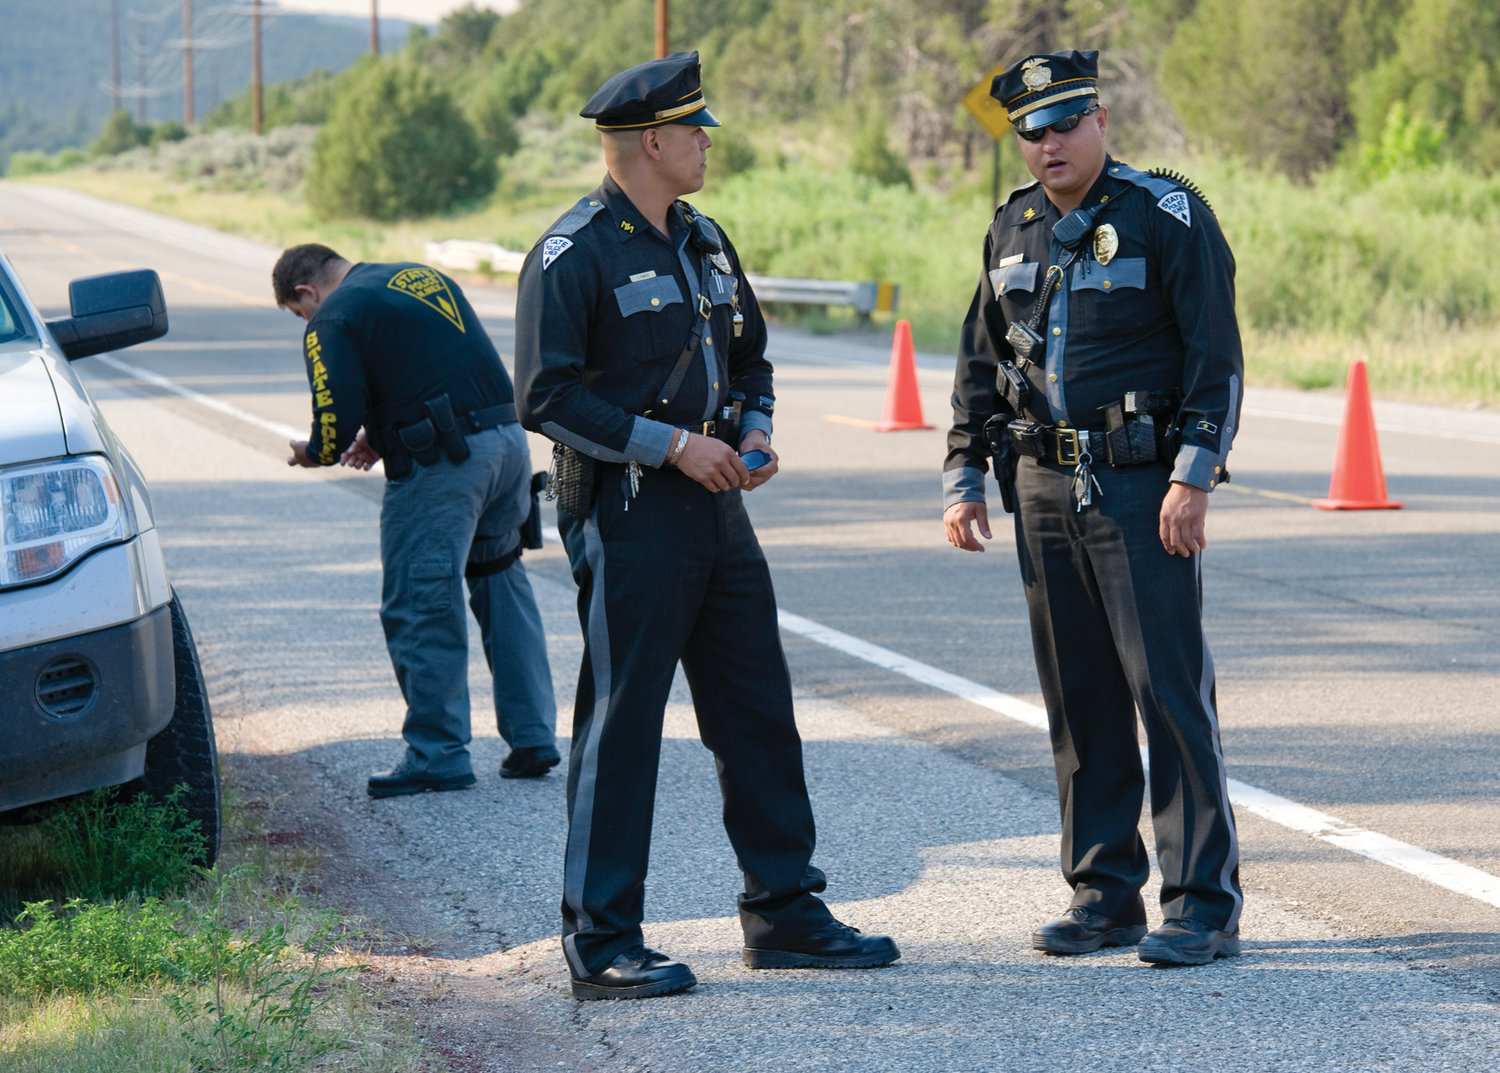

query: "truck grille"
(35, 656), (98, 718)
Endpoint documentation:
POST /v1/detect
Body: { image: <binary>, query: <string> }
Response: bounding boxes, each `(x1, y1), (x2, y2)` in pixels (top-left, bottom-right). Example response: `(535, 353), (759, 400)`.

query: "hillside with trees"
(9, 0), (1500, 403)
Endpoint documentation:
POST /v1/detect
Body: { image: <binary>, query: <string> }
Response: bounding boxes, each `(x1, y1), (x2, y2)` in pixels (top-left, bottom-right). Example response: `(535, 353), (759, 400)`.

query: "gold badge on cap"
(1093, 223), (1119, 266)
(1021, 58), (1052, 92)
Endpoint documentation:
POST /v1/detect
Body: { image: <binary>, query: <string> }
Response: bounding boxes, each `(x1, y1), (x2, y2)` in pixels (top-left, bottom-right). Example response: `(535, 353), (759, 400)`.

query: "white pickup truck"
(0, 252), (218, 863)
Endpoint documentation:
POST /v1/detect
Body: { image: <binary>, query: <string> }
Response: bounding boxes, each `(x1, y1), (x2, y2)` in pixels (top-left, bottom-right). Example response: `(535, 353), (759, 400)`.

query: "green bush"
(709, 125), (758, 178)
(0, 898), (219, 995)
(149, 120), (189, 149)
(305, 55), (497, 221)
(0, 788), (205, 917)
(6, 149), (57, 176)
(850, 119), (913, 188)
(92, 109), (149, 157)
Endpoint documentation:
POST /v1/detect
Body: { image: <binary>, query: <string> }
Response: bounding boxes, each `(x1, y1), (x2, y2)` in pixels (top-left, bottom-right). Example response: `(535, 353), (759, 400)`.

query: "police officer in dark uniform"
(942, 50), (1244, 965)
(274, 244), (560, 796)
(514, 52), (899, 1000)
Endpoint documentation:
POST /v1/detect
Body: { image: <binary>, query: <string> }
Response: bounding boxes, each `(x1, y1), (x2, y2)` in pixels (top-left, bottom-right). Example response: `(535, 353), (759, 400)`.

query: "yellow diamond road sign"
(963, 62), (1011, 140)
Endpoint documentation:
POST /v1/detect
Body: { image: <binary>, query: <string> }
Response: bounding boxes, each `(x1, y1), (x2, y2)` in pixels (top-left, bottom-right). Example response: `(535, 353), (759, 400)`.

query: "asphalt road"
(4, 182), (1500, 1070)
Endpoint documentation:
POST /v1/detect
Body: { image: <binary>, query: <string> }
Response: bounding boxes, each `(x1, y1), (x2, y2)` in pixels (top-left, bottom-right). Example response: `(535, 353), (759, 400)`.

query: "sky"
(269, 0), (517, 25)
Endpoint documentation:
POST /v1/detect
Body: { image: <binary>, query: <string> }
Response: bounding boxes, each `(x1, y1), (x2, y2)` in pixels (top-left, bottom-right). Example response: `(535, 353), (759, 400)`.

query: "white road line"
(108, 350), (1500, 909)
(777, 610), (1500, 910)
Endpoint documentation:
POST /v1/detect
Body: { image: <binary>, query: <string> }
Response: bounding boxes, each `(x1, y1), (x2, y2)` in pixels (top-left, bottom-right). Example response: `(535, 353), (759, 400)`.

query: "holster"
(425, 394), (471, 464)
(997, 361), (1031, 412)
(982, 413), (1018, 514)
(395, 418), (439, 468)
(549, 443), (598, 518)
(1098, 390), (1182, 467)
(519, 472), (546, 550)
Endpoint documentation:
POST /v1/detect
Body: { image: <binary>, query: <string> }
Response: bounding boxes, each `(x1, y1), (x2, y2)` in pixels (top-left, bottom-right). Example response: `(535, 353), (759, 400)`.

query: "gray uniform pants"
(379, 423), (556, 776)
(1012, 455), (1242, 931)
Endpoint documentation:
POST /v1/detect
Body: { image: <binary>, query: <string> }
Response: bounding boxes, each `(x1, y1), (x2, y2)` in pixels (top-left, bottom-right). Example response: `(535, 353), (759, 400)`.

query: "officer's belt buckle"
(682, 420), (718, 436)
(1054, 428), (1081, 465)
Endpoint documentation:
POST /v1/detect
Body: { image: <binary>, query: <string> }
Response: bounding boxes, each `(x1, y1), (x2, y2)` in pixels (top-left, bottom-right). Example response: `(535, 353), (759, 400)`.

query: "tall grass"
(0, 791), (421, 1072)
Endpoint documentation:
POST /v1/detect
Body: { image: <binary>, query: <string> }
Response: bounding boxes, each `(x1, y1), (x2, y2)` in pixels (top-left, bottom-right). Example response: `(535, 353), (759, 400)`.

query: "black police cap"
(991, 49), (1099, 133)
(581, 50), (721, 131)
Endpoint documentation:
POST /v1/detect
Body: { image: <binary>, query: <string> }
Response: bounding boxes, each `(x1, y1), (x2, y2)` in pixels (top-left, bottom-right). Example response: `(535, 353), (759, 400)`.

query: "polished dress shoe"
(1137, 918), (1241, 965)
(571, 946), (697, 1000)
(366, 763), (476, 799)
(1032, 906), (1148, 955)
(500, 744), (561, 779)
(743, 919), (900, 969)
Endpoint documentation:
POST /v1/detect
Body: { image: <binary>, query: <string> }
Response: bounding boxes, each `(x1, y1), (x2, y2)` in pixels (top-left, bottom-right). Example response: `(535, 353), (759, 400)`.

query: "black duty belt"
(466, 402), (518, 431)
(1008, 423), (1105, 465)
(676, 419), (734, 443)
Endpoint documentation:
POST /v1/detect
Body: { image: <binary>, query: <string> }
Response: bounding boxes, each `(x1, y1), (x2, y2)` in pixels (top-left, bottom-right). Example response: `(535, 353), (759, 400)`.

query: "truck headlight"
(0, 456), (133, 589)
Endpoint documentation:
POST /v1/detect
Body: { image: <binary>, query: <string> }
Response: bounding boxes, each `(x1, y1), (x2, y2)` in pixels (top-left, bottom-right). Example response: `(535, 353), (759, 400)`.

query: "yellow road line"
(34, 231), (275, 308)
(1219, 483), (1316, 505)
(824, 413), (877, 429)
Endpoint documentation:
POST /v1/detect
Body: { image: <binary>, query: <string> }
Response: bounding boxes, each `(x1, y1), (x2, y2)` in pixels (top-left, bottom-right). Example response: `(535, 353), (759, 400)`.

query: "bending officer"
(275, 244), (561, 796)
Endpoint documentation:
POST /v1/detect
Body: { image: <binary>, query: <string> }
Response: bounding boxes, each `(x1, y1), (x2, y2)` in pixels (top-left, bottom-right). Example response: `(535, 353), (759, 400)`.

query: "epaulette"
(538, 195), (607, 270)
(996, 180), (1044, 222)
(999, 178), (1041, 212)
(548, 194), (607, 237)
(1147, 167), (1214, 213)
(1107, 163), (1215, 229)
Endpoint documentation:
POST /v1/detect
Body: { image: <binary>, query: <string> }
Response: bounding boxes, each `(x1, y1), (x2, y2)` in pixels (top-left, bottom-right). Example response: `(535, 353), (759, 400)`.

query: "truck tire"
(141, 592), (221, 866)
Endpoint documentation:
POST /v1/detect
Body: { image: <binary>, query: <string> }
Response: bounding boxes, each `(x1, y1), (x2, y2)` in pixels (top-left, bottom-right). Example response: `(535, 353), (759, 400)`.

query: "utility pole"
(251, 0), (263, 134)
(655, 0), (668, 58)
(136, 22), (147, 123)
(183, 0), (194, 128)
(110, 0), (121, 113)
(370, 0), (379, 55)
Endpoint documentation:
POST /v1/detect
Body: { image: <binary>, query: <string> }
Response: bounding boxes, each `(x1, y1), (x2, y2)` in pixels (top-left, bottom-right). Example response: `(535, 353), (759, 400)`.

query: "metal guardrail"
(747, 276), (898, 316)
(424, 240), (899, 315)
(424, 239), (527, 275)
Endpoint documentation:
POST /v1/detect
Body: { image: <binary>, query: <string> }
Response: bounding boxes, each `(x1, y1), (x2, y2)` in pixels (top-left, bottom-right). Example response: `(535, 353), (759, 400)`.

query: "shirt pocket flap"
(1070, 257), (1147, 293)
(989, 261), (1040, 297)
(708, 272), (737, 305)
(614, 275), (684, 317)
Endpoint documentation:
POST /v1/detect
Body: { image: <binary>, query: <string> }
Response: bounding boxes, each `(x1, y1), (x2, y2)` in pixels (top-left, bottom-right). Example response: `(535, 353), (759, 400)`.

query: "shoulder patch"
(542, 236), (574, 271)
(1156, 191), (1192, 228)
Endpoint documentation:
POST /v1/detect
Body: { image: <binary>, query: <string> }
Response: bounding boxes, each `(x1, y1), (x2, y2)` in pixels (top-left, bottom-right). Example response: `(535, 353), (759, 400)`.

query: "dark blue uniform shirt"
(944, 157), (1243, 505)
(514, 173), (773, 463)
(300, 262), (515, 465)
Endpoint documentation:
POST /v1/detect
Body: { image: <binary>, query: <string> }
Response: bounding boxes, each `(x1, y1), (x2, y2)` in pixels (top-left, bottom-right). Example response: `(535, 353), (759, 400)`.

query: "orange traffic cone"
(874, 319), (933, 431)
(1312, 359), (1402, 510)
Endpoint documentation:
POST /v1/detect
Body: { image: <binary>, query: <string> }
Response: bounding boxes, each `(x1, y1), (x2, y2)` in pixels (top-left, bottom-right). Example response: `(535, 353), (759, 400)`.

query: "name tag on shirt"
(629, 270), (657, 282)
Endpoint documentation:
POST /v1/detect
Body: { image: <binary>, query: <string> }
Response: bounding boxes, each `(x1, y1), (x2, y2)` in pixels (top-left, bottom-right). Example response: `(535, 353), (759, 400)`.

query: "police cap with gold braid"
(581, 51), (721, 131)
(991, 49), (1099, 134)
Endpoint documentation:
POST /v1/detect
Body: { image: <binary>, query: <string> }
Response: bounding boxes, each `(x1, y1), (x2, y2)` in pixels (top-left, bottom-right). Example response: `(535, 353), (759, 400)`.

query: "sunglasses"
(1015, 104), (1100, 142)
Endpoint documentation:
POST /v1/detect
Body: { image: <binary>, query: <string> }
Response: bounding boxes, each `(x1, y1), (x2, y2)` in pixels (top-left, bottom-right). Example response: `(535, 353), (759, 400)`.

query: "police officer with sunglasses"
(943, 49), (1245, 965)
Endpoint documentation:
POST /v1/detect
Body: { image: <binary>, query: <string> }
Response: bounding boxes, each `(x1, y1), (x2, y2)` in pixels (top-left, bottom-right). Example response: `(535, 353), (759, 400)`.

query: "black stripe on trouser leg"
(1014, 460), (1241, 928)
(557, 471), (714, 975)
(1014, 459), (1149, 922)
(679, 491), (828, 946)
